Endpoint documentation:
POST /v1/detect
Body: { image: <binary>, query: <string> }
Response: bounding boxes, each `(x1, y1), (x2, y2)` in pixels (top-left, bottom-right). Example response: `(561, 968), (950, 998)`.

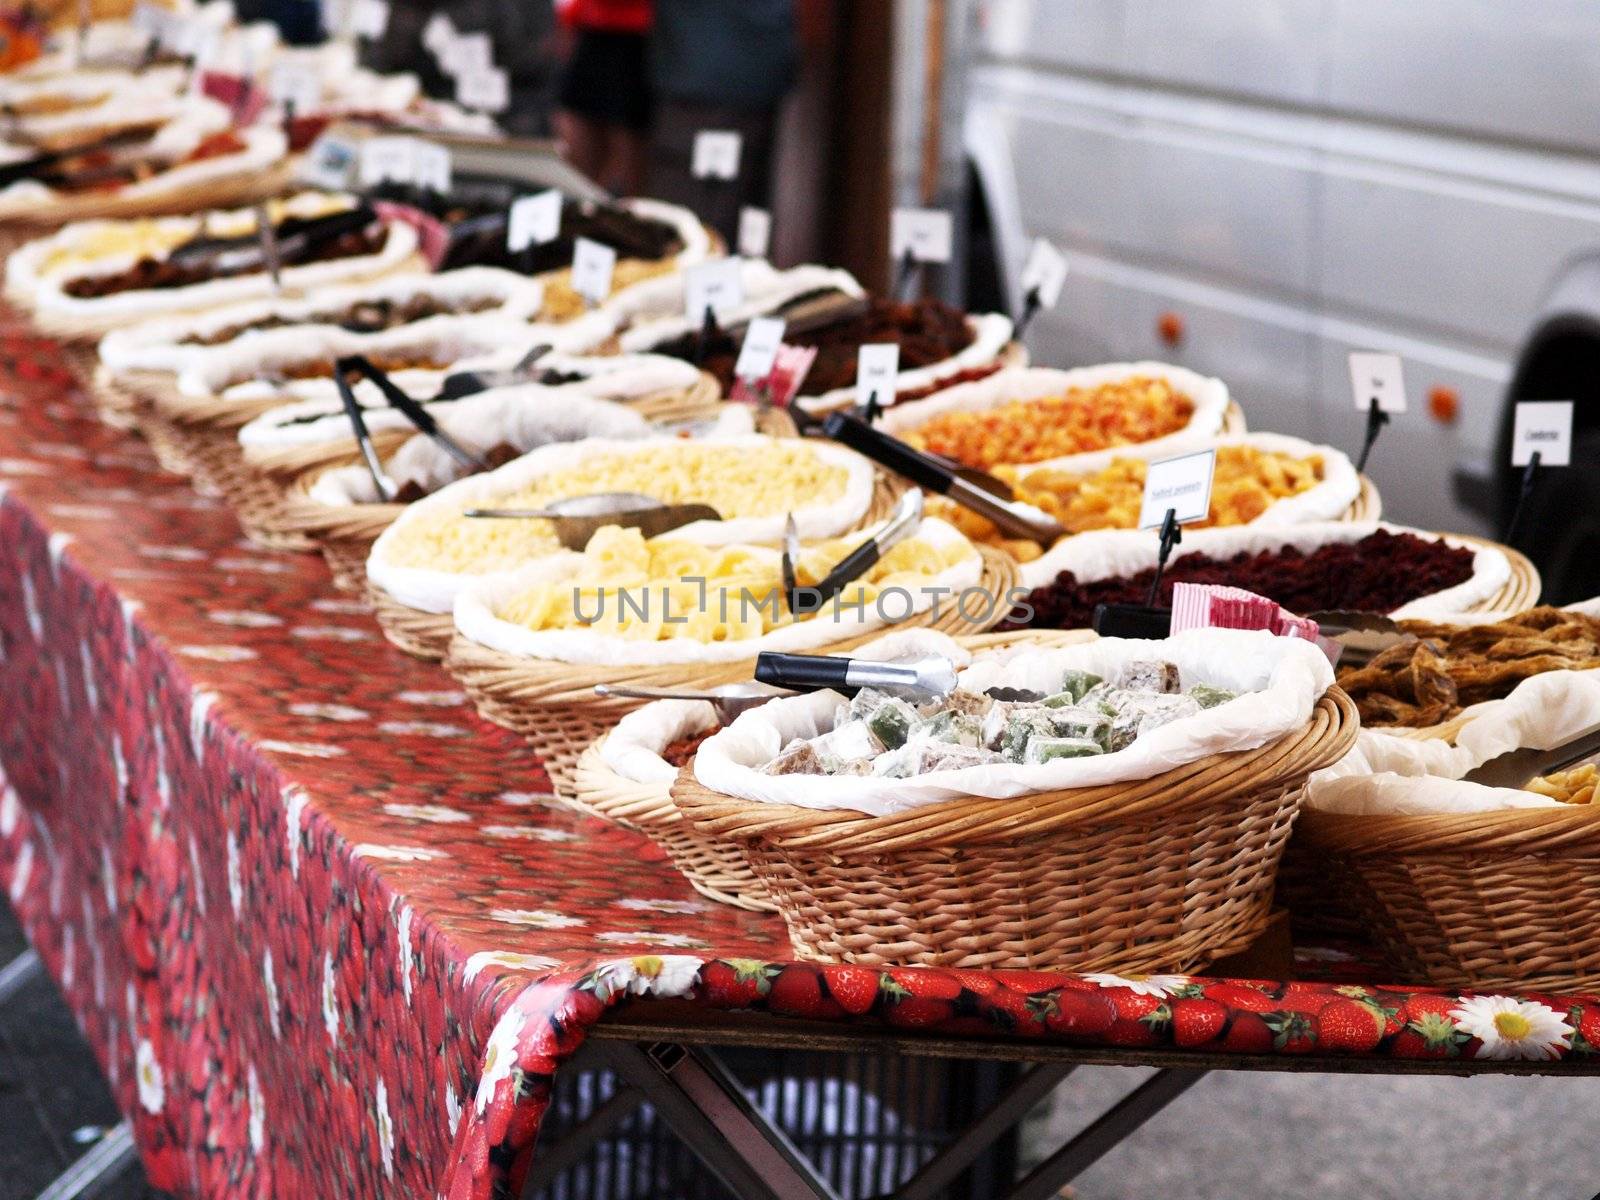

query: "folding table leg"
(0, 948), (42, 1007)
(892, 1064), (1077, 1200)
(590, 1041), (845, 1200)
(1001, 1069), (1207, 1200)
(518, 1079), (646, 1195)
(34, 1120), (136, 1200)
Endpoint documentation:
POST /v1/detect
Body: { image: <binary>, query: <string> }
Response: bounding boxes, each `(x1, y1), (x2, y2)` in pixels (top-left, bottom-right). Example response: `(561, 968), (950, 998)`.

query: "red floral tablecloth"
(4, 316), (1600, 1200)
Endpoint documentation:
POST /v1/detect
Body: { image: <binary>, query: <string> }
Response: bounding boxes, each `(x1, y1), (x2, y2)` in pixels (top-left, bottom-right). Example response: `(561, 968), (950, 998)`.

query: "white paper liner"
(0, 69), (198, 143)
(14, 197), (418, 322)
(795, 312), (1019, 414)
(1305, 670), (1600, 816)
(368, 433), (879, 614)
(613, 263), (864, 347)
(99, 267), (546, 376)
(693, 628), (1333, 813)
(878, 362), (1231, 475)
(176, 313), (532, 397)
(0, 115), (284, 220)
(1015, 521), (1511, 615)
(453, 517), (982, 666)
(620, 196), (712, 272)
(238, 353), (704, 451)
(601, 629), (975, 785)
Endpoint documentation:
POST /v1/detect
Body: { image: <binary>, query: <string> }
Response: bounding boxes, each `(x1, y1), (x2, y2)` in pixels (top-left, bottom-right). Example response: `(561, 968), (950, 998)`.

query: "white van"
(960, 0), (1600, 600)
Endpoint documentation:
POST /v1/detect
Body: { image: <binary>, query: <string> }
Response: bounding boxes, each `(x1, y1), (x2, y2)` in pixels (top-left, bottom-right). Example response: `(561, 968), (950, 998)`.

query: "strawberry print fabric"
(2, 312), (1600, 1200)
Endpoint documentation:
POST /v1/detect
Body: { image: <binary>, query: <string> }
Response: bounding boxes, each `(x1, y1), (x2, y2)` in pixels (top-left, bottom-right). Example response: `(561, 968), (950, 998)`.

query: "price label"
(268, 61), (322, 113)
(855, 343), (901, 411)
(691, 130), (743, 181)
(572, 238), (617, 306)
(891, 207), (954, 264)
(456, 65), (510, 113)
(1512, 401), (1573, 467)
(1348, 352), (1407, 414)
(422, 12), (456, 54)
(1020, 237), (1068, 309)
(358, 137), (450, 192)
(132, 2), (168, 38)
(508, 190), (562, 252)
(441, 30), (492, 77)
(737, 206), (771, 259)
(734, 317), (786, 381)
(684, 258), (745, 323)
(349, 0), (390, 39)
(1139, 448), (1217, 530)
(300, 134), (357, 189)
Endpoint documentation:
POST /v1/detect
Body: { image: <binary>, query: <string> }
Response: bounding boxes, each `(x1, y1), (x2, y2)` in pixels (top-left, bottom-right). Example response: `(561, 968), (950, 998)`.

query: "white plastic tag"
(422, 12), (456, 54)
(1021, 237), (1068, 308)
(456, 65), (510, 113)
(442, 31), (493, 77)
(268, 61), (322, 113)
(1348, 352), (1408, 413)
(349, 0), (390, 39)
(683, 258), (745, 322)
(508, 190), (562, 252)
(691, 130), (743, 181)
(855, 343), (901, 410)
(1512, 401), (1573, 467)
(734, 317), (786, 381)
(1139, 448), (1216, 529)
(737, 206), (771, 259)
(890, 207), (953, 264)
(572, 238), (617, 306)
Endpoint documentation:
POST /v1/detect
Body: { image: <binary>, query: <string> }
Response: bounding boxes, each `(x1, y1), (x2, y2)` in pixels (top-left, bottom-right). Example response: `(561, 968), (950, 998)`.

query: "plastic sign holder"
(1505, 400), (1574, 546)
(1348, 352), (1406, 474)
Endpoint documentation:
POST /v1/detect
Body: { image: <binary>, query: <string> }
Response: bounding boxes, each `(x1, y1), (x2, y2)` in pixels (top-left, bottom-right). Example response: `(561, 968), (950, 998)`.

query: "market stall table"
(2, 313), (1600, 1200)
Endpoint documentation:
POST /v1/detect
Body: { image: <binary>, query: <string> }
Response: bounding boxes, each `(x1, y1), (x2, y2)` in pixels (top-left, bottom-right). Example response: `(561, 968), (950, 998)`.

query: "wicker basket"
(567, 628), (1092, 911)
(4, 159), (296, 229)
(370, 585), (457, 661)
(1221, 401), (1247, 434)
(1295, 801), (1600, 990)
(1344, 476), (1382, 521)
(671, 689), (1358, 971)
(444, 545), (1021, 795)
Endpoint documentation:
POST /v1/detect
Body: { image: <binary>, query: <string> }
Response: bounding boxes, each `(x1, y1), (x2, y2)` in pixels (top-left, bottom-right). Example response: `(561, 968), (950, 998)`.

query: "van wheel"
(1511, 429), (1600, 604)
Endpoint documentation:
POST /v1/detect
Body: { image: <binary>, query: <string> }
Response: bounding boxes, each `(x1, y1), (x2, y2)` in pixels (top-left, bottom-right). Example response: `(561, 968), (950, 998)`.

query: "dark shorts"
(557, 29), (652, 131)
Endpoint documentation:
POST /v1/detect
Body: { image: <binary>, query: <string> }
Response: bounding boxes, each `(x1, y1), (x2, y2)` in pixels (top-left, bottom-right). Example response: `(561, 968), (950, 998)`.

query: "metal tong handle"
(787, 490), (924, 615)
(332, 366), (392, 503)
(335, 355), (488, 472)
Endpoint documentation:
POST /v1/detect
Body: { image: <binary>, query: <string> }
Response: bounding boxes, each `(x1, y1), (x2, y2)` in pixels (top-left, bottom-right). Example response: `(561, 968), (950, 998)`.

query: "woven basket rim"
(672, 687), (1357, 852)
(1297, 793), (1600, 857)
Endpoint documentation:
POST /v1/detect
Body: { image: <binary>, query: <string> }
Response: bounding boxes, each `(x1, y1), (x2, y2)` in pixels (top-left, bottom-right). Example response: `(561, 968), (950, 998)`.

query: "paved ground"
(5, 890), (1600, 1200)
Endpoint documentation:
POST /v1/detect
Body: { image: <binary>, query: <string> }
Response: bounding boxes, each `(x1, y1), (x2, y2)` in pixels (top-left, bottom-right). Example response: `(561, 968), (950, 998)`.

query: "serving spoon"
(592, 681), (789, 723)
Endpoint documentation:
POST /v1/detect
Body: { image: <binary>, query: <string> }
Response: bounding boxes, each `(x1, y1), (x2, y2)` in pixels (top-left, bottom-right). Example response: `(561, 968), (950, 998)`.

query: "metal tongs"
(434, 342), (556, 401)
(1305, 610), (1415, 668)
(0, 126), (152, 187)
(820, 411), (1063, 545)
(782, 489), (924, 615)
(592, 681), (789, 722)
(334, 356), (488, 473)
(332, 364), (394, 502)
(168, 203), (379, 273)
(463, 492), (722, 549)
(1463, 724), (1600, 790)
(753, 651), (958, 700)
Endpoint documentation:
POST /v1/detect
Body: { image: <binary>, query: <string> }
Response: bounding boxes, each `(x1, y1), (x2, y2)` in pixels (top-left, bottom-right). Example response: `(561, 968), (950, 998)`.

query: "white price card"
(1512, 401), (1573, 467)
(1021, 237), (1068, 308)
(684, 258), (745, 322)
(132, 2), (167, 38)
(422, 12), (456, 54)
(441, 30), (493, 77)
(734, 317), (786, 381)
(855, 343), (901, 411)
(1139, 448), (1217, 530)
(572, 238), (617, 306)
(268, 61), (322, 113)
(456, 65), (510, 113)
(300, 134), (357, 189)
(691, 130), (743, 181)
(508, 190), (562, 252)
(891, 207), (954, 264)
(411, 141), (452, 193)
(737, 206), (771, 259)
(349, 0), (390, 39)
(358, 136), (413, 186)
(1348, 352), (1408, 414)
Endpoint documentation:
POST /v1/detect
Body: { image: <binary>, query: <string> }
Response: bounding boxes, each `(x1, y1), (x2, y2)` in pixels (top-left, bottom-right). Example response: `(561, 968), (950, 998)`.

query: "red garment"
(556, 0), (652, 33)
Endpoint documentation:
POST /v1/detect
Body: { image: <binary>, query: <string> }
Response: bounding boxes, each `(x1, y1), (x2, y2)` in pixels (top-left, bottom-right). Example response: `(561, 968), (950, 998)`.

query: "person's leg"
(555, 109), (610, 185)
